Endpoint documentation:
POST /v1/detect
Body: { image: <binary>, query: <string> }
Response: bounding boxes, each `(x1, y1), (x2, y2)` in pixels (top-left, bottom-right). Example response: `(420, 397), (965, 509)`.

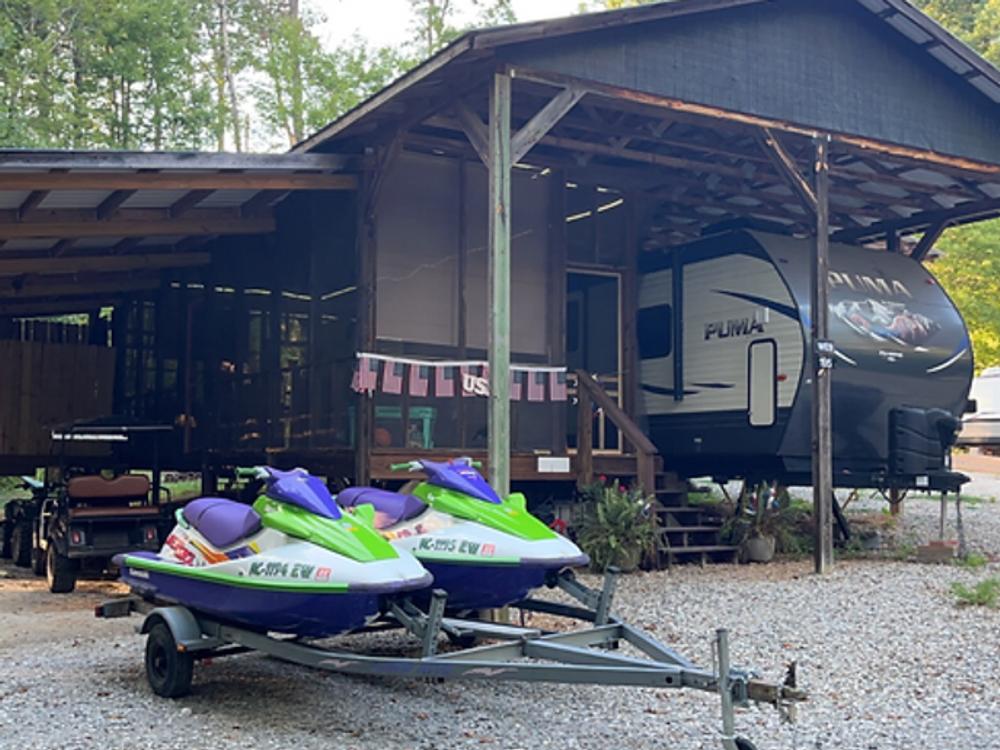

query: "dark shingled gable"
(499, 0), (1000, 166)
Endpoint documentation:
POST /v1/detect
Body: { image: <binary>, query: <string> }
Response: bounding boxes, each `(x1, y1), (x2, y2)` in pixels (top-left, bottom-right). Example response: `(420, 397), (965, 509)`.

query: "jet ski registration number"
(417, 537), (495, 557)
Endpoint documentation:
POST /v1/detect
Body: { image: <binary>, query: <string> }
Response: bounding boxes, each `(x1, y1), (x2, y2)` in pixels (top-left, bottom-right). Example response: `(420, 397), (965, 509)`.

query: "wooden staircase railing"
(574, 369), (657, 493)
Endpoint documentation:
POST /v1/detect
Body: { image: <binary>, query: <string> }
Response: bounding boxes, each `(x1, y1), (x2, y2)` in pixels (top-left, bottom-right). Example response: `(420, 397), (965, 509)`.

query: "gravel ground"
(3, 482), (1000, 750)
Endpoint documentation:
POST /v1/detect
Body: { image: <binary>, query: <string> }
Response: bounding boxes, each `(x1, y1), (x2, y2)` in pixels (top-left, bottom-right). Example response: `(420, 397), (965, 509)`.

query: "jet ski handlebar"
(389, 457), (483, 472)
(235, 466), (272, 481)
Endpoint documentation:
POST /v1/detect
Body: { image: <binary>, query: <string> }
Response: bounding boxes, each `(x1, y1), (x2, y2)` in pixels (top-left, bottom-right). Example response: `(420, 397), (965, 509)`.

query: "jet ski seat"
(183, 497), (262, 549)
(337, 488), (427, 530)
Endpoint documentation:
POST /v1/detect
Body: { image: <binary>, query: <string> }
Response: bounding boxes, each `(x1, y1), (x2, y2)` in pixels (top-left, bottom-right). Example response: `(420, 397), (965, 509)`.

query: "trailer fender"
(140, 607), (222, 652)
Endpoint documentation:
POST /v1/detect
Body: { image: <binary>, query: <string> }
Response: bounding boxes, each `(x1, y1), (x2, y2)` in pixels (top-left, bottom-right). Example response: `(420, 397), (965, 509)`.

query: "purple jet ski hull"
(116, 552), (428, 637)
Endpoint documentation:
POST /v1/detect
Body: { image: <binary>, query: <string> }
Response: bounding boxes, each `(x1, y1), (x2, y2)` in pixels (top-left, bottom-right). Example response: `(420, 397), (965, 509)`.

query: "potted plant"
(721, 481), (779, 563)
(576, 480), (657, 573)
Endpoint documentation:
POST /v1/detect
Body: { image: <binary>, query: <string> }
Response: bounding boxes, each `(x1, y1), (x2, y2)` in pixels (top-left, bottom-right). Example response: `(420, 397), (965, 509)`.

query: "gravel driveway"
(2, 484), (1000, 750)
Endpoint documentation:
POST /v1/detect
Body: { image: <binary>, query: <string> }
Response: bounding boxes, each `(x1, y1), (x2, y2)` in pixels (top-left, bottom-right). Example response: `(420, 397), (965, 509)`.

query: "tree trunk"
(218, 0), (242, 152)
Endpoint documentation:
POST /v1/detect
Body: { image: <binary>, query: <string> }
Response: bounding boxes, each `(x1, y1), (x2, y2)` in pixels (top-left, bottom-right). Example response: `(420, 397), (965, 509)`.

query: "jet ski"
(338, 457), (588, 611)
(114, 467), (431, 637)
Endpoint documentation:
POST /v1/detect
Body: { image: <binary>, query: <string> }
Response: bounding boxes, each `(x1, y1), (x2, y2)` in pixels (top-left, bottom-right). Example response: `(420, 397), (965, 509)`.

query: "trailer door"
(748, 340), (777, 427)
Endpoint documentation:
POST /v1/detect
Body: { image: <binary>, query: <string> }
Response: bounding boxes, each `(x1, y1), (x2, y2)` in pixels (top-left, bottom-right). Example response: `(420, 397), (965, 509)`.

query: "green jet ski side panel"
(253, 497), (399, 562)
(118, 553), (351, 593)
(411, 486), (558, 542)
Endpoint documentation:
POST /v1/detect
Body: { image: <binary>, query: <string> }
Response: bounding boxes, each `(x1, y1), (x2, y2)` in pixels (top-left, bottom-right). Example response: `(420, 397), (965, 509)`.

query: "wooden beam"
(17, 190), (50, 220)
(0, 297), (127, 316)
(0, 252), (210, 277)
(96, 189), (137, 219)
(454, 101), (490, 166)
(487, 70), (512, 498)
(812, 135), (834, 575)
(0, 276), (161, 300)
(755, 128), (817, 215)
(912, 221), (949, 261)
(0, 215), (273, 239)
(510, 66), (1000, 177)
(51, 238), (77, 257)
(240, 190), (287, 217)
(112, 237), (142, 255)
(169, 190), (214, 218)
(832, 196), (1000, 243)
(0, 172), (357, 192)
(511, 86), (585, 163)
(0, 151), (362, 171)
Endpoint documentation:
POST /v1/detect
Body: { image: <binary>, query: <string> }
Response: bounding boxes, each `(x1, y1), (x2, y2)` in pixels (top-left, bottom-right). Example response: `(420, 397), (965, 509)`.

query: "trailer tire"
(46, 544), (77, 593)
(734, 738), (759, 750)
(145, 623), (194, 698)
(10, 520), (31, 568)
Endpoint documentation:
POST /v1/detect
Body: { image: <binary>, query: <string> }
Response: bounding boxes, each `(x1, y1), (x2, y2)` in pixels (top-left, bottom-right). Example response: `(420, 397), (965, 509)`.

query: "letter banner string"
(351, 352), (568, 402)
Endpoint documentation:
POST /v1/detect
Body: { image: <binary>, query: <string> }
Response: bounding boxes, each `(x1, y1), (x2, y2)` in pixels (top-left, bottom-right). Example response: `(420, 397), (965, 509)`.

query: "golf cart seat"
(337, 488), (428, 529)
(182, 497), (262, 549)
(67, 474), (150, 502)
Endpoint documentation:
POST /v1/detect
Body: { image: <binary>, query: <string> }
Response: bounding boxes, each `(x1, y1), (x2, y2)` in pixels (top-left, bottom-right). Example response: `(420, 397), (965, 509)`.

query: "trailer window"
(638, 305), (672, 359)
(748, 340), (776, 428)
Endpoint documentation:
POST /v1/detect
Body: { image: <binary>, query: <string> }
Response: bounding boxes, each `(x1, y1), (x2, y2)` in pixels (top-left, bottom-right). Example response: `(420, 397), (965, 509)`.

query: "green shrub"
(576, 482), (656, 573)
(952, 577), (1000, 608)
(958, 552), (989, 570)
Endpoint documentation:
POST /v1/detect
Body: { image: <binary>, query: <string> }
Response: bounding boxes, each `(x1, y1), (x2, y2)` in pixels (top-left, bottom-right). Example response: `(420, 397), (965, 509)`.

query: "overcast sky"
(314, 0), (585, 50)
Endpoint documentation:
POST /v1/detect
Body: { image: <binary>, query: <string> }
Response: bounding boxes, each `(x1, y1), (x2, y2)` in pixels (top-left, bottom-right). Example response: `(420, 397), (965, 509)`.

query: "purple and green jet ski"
(115, 467), (430, 637)
(339, 458), (588, 611)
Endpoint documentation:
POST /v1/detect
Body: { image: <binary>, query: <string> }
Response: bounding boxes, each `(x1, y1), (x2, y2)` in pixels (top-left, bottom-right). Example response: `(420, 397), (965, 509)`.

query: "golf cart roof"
(51, 417), (174, 442)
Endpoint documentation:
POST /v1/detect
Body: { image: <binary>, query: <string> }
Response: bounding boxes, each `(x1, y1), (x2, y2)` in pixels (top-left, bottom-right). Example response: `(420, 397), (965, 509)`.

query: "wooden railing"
(575, 369), (658, 493)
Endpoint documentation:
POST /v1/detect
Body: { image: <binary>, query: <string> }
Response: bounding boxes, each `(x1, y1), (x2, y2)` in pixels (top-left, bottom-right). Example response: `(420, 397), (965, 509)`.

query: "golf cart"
(2, 418), (175, 593)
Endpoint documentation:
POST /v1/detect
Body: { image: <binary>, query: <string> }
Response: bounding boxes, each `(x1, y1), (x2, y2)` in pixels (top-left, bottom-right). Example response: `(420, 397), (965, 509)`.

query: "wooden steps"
(653, 472), (738, 566)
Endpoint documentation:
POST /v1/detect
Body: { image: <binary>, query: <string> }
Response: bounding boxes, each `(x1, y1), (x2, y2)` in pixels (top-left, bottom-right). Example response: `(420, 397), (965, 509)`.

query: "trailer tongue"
(98, 569), (805, 750)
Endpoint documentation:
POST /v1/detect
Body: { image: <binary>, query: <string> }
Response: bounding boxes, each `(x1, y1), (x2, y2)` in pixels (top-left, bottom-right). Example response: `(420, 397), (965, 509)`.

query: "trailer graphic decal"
(832, 299), (939, 348)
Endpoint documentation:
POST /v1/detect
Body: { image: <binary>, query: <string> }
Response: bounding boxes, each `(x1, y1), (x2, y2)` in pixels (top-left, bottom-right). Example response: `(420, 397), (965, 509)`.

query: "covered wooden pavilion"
(0, 0), (998, 570)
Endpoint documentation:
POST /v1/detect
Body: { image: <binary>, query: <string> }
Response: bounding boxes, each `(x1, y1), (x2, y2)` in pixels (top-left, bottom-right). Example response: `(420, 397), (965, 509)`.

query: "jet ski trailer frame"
(96, 569), (805, 750)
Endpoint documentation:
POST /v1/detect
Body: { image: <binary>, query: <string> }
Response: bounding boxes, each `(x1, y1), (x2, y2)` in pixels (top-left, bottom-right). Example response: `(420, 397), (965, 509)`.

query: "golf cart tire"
(145, 622), (194, 698)
(1, 523), (10, 560)
(734, 738), (759, 750)
(31, 545), (45, 576)
(46, 543), (77, 593)
(10, 520), (31, 568)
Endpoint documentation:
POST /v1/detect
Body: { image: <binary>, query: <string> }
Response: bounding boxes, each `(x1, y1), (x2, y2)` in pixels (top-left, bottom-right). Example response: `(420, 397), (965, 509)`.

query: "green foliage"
(0, 0), (510, 151)
(952, 576), (1000, 608)
(958, 551), (989, 569)
(576, 481), (656, 572)
(931, 219), (1000, 371)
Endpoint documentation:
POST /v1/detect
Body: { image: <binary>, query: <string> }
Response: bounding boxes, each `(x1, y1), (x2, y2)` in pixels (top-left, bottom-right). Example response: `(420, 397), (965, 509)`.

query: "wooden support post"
(889, 487), (902, 517)
(487, 70), (512, 498)
(812, 136), (834, 575)
(355, 171), (377, 485)
(576, 384), (593, 489)
(621, 195), (640, 437)
(457, 158), (469, 448)
(308, 196), (323, 450)
(547, 170), (568, 454)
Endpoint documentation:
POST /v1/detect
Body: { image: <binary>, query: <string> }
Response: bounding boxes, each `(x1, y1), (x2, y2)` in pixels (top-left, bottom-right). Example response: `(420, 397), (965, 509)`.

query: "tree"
(929, 220), (1000, 372)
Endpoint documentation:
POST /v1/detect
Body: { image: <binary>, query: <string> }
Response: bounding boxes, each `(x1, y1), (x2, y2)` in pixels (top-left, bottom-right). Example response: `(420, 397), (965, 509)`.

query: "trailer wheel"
(145, 623), (194, 698)
(734, 738), (759, 750)
(46, 544), (77, 593)
(10, 520), (31, 568)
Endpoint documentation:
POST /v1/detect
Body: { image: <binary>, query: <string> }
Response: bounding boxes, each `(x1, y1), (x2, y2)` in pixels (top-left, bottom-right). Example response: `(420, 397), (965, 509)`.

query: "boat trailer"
(96, 570), (805, 750)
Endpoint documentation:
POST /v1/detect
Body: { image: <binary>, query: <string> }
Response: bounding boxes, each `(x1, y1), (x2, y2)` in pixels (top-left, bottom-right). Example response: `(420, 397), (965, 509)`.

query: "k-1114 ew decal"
(832, 298), (939, 348)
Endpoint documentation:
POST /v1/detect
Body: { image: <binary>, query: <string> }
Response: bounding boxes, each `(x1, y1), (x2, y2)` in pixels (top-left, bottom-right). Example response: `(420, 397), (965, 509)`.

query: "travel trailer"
(637, 230), (972, 491)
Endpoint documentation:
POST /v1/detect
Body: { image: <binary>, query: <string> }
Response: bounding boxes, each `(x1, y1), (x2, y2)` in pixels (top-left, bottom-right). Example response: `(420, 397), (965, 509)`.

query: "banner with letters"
(351, 353), (568, 402)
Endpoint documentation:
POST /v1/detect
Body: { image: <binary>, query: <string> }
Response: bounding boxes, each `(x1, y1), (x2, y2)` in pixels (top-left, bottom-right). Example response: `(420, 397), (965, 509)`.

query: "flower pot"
(743, 534), (776, 563)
